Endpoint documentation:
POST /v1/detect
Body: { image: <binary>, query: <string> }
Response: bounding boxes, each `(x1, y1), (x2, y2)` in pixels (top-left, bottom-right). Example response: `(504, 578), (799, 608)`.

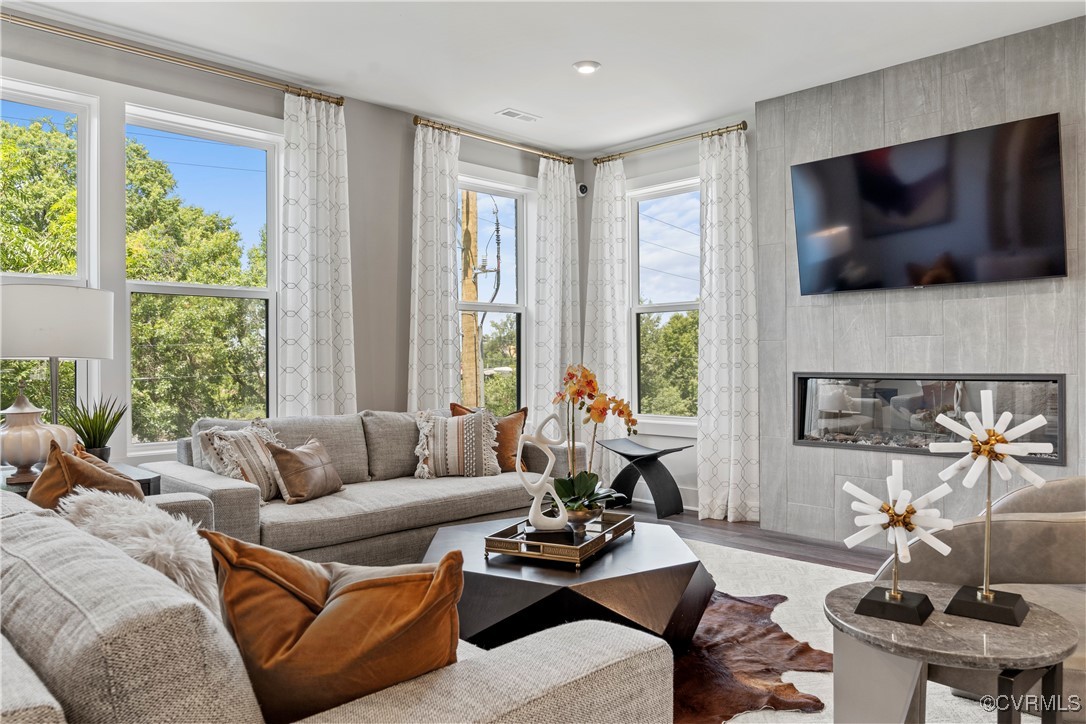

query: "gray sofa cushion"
(1, 636), (65, 724)
(259, 472), (531, 552)
(192, 415), (370, 484)
(362, 410), (421, 480)
(1, 511), (263, 724)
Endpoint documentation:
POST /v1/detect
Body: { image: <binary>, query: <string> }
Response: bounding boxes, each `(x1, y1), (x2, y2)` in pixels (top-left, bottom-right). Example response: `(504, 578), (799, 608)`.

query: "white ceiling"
(12, 2), (1085, 156)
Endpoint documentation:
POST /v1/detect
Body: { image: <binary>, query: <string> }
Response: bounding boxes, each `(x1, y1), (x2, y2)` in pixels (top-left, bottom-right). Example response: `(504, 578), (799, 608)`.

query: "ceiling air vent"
(495, 108), (541, 123)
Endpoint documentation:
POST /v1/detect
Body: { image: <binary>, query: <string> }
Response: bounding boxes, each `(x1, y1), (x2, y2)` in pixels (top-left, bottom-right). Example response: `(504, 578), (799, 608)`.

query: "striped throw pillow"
(414, 410), (499, 479)
(208, 421), (284, 502)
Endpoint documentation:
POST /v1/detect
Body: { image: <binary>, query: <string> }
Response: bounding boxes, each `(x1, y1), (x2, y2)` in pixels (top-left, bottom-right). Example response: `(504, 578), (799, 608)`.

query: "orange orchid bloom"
(584, 395), (610, 424)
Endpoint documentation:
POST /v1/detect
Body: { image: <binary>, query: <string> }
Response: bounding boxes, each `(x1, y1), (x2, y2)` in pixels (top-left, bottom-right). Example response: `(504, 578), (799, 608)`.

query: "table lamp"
(1, 284), (114, 481)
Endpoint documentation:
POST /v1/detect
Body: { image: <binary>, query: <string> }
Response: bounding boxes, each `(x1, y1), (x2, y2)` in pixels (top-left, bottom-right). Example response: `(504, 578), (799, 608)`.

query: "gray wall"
(754, 17), (1085, 548)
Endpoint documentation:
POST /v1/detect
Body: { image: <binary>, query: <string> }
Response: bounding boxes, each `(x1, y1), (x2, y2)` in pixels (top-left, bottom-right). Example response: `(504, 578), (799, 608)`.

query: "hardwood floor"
(627, 502), (887, 574)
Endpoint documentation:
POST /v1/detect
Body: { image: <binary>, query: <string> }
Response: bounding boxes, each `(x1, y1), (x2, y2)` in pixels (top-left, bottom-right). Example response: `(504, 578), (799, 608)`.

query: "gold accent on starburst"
(879, 502), (918, 532)
(969, 429), (1008, 462)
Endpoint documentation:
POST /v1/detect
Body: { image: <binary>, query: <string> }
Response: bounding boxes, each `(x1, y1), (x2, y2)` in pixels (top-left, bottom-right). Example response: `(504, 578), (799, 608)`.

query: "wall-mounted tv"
(791, 114), (1067, 295)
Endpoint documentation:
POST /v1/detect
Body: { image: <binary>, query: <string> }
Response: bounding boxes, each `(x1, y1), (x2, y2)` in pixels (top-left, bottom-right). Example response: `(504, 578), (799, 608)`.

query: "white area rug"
(685, 540), (988, 723)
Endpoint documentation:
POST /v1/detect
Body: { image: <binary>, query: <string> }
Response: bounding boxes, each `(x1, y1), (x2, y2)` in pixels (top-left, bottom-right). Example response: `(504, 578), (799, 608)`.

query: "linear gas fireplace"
(793, 373), (1065, 466)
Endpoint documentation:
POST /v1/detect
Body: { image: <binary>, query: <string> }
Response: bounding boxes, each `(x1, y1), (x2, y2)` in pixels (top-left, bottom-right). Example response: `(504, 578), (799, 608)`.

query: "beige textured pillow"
(266, 438), (345, 504)
(415, 410), (499, 479)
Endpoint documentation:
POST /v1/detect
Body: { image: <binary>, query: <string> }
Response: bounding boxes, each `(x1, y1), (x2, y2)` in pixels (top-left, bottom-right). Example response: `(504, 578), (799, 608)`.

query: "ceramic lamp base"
(944, 585), (1029, 626)
(855, 586), (934, 625)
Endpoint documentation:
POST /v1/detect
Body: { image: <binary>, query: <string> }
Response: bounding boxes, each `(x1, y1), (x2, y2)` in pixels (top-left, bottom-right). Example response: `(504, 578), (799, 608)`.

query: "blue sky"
(638, 189), (700, 304)
(1, 100), (265, 261)
(125, 123), (267, 256)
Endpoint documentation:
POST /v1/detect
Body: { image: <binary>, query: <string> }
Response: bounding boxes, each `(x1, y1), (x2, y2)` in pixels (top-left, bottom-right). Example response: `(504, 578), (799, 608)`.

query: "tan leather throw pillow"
(266, 438), (344, 504)
(28, 440), (144, 510)
(200, 530), (463, 723)
(450, 403), (528, 472)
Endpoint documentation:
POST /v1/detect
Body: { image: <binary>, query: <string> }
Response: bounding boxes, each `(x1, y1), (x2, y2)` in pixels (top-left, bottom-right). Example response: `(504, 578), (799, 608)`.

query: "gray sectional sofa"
(0, 491), (673, 724)
(141, 411), (585, 566)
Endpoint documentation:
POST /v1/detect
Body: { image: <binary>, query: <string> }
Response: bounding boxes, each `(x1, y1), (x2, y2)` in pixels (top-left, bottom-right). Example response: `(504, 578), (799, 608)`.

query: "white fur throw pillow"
(57, 488), (219, 616)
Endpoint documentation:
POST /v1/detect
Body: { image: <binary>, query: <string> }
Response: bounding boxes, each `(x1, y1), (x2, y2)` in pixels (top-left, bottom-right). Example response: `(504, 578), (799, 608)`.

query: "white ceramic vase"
(0, 389), (77, 483)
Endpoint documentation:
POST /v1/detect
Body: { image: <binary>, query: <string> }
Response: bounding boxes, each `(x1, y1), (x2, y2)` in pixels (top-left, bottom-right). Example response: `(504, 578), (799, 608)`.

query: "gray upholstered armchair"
(875, 476), (1086, 721)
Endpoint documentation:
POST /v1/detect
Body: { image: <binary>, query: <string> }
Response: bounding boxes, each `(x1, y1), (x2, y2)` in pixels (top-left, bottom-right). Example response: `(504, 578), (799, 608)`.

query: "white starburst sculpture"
(928, 388), (1052, 488)
(843, 460), (954, 603)
(927, 388), (1052, 606)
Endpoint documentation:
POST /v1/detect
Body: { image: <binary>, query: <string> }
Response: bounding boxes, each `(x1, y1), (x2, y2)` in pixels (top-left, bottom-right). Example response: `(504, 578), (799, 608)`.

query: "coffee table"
(826, 581), (1079, 724)
(424, 517), (715, 651)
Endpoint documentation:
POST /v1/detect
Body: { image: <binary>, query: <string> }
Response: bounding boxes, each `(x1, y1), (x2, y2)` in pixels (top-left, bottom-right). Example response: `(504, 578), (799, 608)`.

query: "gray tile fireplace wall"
(754, 17), (1084, 549)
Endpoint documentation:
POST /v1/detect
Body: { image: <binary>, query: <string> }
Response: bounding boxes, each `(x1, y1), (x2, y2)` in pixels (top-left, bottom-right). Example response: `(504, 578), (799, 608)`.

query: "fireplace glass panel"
(794, 374), (1063, 465)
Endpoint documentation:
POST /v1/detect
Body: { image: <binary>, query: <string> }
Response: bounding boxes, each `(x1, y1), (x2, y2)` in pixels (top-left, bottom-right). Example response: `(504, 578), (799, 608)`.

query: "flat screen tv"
(791, 113), (1067, 295)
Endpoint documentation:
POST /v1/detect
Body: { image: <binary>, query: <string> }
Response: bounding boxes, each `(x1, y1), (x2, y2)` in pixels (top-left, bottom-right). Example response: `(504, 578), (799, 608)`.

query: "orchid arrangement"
(550, 364), (637, 511)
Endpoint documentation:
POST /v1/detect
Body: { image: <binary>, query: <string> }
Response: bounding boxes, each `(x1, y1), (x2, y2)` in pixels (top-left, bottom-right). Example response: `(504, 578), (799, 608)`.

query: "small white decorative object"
(0, 382), (77, 484)
(842, 459), (954, 624)
(928, 388), (1051, 624)
(514, 413), (568, 531)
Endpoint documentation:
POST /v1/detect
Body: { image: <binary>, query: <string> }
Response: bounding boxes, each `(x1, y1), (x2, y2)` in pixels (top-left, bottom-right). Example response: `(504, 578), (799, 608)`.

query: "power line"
(127, 128), (259, 150)
(639, 264), (699, 283)
(640, 237), (699, 259)
(639, 210), (699, 237)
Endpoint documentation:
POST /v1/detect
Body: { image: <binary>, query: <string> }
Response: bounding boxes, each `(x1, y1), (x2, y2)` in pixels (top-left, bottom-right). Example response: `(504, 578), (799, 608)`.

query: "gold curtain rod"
(592, 120), (748, 166)
(413, 115), (574, 165)
(1, 11), (345, 106)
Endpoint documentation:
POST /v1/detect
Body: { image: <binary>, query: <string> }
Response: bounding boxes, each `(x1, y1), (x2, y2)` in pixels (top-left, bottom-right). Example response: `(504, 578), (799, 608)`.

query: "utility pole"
(460, 190), (481, 406)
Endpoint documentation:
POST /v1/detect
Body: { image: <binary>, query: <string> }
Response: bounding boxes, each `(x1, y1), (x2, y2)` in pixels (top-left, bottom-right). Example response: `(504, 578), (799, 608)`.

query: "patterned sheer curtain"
(696, 132), (759, 521)
(583, 160), (630, 482)
(279, 94), (356, 416)
(407, 125), (462, 412)
(530, 158), (581, 429)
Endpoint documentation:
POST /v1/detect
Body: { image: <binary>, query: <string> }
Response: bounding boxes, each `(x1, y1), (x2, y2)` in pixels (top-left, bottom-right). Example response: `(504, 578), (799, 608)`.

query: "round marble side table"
(825, 581), (1079, 724)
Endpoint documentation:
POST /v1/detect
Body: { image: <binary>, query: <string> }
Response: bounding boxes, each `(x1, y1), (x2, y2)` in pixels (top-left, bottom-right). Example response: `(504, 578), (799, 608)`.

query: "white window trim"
(627, 177), (700, 431)
(124, 104), (283, 454)
(456, 163), (536, 413)
(3, 59), (285, 464)
(1, 78), (101, 403)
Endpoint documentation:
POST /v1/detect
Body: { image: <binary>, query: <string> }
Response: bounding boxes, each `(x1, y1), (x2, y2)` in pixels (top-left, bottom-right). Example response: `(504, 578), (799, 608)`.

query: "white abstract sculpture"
(843, 459), (954, 608)
(928, 388), (1053, 488)
(928, 388), (1052, 611)
(515, 413), (568, 531)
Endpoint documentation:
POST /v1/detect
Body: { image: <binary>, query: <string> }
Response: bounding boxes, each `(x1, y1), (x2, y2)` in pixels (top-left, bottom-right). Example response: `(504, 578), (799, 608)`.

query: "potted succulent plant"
(60, 397), (128, 462)
(547, 364), (638, 534)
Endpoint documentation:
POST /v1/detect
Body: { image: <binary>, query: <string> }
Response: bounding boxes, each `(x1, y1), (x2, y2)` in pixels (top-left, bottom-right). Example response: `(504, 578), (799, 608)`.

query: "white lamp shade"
(818, 384), (855, 412)
(1, 285), (114, 360)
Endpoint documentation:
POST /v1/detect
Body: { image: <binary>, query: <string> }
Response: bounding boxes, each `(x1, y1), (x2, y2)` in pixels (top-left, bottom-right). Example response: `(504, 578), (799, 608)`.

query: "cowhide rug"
(674, 591), (833, 723)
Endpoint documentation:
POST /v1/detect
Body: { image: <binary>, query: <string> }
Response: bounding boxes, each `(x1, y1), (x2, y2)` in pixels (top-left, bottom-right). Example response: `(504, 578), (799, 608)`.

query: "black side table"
(597, 437), (692, 519)
(1, 463), (160, 497)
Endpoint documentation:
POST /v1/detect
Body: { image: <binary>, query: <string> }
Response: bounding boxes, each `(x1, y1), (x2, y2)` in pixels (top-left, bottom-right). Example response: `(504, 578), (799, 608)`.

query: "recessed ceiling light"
(573, 60), (601, 75)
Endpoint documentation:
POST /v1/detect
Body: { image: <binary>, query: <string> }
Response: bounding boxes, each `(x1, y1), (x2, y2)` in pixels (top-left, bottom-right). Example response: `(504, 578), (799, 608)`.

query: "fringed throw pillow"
(415, 410), (499, 479)
(200, 421), (284, 502)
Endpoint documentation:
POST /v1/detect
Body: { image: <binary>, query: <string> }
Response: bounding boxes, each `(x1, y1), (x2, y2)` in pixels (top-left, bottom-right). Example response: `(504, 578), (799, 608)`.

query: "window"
(456, 184), (523, 417)
(125, 109), (277, 444)
(1, 98), (79, 276)
(632, 185), (700, 418)
(1, 83), (96, 414)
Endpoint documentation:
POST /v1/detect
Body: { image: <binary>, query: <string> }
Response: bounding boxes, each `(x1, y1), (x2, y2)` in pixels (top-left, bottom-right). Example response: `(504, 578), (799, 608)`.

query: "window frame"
(1, 79), (101, 404)
(455, 167), (532, 415)
(123, 104), (283, 452)
(628, 177), (701, 426)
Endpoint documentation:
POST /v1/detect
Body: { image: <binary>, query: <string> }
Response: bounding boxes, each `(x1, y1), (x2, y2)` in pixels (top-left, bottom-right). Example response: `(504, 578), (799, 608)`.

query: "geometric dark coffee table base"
(424, 519), (716, 652)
